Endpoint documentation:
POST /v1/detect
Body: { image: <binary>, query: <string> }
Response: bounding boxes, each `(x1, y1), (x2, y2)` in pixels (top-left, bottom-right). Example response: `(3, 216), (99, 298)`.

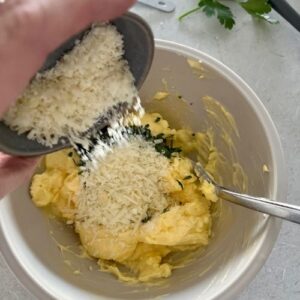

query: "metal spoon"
(137, 0), (176, 13)
(0, 12), (154, 157)
(269, 0), (300, 32)
(194, 162), (300, 225)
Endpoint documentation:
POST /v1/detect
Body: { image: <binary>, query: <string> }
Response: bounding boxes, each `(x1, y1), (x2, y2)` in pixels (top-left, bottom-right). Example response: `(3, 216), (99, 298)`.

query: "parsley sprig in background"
(179, 0), (278, 30)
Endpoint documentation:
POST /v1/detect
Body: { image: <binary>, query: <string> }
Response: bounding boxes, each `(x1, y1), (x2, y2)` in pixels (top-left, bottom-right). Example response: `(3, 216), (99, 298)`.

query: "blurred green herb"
(240, 0), (278, 24)
(179, 0), (277, 30)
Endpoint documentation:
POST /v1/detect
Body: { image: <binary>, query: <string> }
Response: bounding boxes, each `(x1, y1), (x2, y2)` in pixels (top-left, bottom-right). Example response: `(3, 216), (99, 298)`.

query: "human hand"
(0, 153), (40, 199)
(0, 0), (136, 116)
(0, 0), (136, 198)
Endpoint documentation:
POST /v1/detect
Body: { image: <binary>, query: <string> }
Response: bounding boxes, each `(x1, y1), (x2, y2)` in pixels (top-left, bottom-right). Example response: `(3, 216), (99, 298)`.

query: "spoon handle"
(269, 0), (300, 32)
(219, 188), (300, 225)
(137, 0), (176, 13)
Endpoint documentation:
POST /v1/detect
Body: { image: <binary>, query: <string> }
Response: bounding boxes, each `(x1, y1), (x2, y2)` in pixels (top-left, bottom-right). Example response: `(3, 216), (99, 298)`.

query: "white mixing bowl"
(0, 40), (286, 300)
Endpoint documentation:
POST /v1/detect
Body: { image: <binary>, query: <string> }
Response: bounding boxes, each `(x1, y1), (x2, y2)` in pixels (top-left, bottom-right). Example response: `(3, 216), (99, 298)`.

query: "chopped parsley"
(141, 216), (151, 223)
(141, 214), (152, 223)
(183, 175), (192, 180)
(156, 133), (164, 139)
(163, 207), (170, 213)
(73, 158), (85, 167)
(155, 117), (161, 123)
(129, 125), (182, 159)
(176, 179), (184, 190)
(74, 123), (182, 163)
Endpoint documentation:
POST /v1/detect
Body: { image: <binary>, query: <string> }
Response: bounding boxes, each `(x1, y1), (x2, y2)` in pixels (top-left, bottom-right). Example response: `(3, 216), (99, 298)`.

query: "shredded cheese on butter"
(76, 138), (171, 233)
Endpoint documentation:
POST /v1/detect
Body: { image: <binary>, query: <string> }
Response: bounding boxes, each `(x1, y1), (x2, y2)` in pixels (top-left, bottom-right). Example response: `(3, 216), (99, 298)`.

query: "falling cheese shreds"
(76, 138), (171, 233)
(3, 24), (138, 147)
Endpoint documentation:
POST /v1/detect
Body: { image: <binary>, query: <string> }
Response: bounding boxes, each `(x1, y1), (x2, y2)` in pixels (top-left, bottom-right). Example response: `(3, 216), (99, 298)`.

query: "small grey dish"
(0, 12), (154, 157)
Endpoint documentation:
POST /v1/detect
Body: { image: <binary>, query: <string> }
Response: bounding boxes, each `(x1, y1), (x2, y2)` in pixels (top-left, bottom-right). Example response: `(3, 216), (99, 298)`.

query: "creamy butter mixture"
(31, 112), (224, 283)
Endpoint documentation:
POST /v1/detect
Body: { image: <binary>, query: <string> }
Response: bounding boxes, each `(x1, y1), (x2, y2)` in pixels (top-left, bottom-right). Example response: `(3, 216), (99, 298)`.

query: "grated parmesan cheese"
(76, 138), (171, 233)
(3, 24), (138, 147)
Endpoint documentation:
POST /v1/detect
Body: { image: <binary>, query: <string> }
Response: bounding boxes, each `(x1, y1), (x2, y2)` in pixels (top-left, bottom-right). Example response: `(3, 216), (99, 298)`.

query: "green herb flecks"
(156, 133), (164, 139)
(72, 155), (85, 168)
(155, 117), (161, 123)
(177, 180), (184, 190)
(155, 143), (181, 159)
(141, 214), (152, 223)
(163, 207), (170, 213)
(129, 125), (182, 159)
(183, 175), (193, 180)
(141, 216), (151, 223)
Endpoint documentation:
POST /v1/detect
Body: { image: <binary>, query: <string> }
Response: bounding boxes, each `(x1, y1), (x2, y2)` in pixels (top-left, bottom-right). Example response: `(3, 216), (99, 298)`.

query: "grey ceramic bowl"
(0, 40), (286, 300)
(0, 12), (154, 157)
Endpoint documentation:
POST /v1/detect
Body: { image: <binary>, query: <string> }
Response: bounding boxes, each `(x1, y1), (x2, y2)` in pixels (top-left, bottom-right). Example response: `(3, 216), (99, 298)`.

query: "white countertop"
(1, 0), (299, 299)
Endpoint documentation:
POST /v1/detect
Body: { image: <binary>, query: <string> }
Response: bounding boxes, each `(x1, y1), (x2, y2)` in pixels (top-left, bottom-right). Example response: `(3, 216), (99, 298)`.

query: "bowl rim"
(0, 40), (287, 300)
(154, 39), (287, 299)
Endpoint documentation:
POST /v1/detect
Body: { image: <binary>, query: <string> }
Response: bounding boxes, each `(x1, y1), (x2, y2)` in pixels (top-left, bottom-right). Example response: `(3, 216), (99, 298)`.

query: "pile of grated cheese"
(3, 24), (138, 147)
(76, 138), (171, 233)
